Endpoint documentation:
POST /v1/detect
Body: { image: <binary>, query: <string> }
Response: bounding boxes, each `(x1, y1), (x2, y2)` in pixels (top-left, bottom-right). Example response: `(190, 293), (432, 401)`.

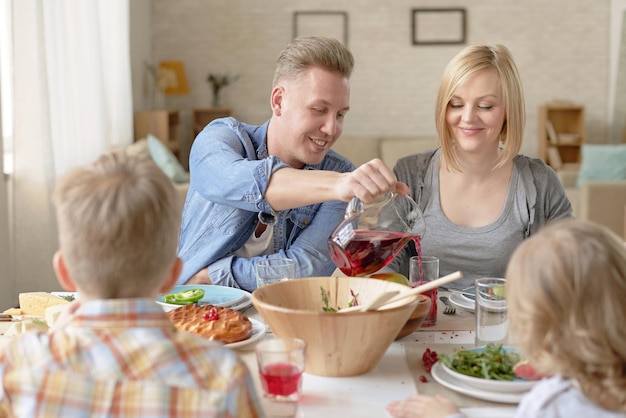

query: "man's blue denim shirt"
(177, 118), (355, 291)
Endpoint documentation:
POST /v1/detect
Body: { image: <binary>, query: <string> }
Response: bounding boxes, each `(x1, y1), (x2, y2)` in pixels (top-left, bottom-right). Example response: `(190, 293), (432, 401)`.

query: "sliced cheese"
(18, 292), (69, 317)
(2, 308), (23, 316)
(45, 304), (68, 327)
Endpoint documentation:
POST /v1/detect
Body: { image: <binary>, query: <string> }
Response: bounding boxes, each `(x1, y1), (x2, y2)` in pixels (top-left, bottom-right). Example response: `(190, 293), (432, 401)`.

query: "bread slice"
(18, 292), (69, 317)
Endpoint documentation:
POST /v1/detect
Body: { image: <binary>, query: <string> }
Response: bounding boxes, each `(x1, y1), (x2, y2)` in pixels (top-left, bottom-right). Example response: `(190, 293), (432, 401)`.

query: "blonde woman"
(388, 219), (626, 417)
(388, 44), (572, 289)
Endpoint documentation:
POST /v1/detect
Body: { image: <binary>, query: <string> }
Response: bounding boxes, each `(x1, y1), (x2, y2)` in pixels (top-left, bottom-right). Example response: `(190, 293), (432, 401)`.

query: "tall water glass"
(475, 277), (508, 347)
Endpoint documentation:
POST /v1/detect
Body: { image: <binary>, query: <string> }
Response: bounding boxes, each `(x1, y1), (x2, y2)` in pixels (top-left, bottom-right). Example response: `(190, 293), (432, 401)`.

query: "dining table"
(238, 291), (520, 418)
(0, 291), (521, 418)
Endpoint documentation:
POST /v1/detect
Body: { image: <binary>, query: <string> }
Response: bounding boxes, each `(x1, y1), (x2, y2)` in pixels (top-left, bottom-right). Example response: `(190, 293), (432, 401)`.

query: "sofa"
(128, 133), (626, 241)
(332, 135), (439, 168)
(557, 169), (626, 239)
(553, 144), (626, 239)
(336, 137), (626, 240)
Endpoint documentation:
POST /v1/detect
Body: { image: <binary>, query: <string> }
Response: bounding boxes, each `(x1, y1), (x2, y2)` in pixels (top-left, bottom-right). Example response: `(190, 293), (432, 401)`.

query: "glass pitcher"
(327, 193), (426, 276)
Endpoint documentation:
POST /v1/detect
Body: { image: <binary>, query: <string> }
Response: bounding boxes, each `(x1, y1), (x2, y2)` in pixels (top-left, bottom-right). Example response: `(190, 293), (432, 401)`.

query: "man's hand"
(187, 267), (212, 285)
(336, 158), (409, 203)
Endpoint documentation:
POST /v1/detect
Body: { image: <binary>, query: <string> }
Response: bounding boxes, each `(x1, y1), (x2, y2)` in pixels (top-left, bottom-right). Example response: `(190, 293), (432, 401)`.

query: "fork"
(439, 296), (456, 315)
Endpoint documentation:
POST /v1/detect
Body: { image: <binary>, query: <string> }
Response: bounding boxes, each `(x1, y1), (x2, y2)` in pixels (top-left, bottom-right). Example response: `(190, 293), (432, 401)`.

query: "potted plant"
(207, 72), (240, 107)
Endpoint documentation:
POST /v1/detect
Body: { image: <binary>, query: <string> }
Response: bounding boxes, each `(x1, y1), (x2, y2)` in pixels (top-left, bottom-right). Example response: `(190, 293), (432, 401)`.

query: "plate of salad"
(157, 285), (247, 311)
(431, 362), (525, 404)
(438, 344), (537, 393)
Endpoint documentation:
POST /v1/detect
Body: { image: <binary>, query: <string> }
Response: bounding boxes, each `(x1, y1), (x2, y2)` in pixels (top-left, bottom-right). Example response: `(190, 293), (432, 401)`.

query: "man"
(178, 36), (407, 290)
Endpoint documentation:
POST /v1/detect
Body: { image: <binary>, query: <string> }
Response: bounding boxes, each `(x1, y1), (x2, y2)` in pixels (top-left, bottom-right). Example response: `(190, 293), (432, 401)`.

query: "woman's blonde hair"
(52, 151), (181, 298)
(436, 44), (525, 172)
(272, 36), (354, 87)
(506, 219), (626, 412)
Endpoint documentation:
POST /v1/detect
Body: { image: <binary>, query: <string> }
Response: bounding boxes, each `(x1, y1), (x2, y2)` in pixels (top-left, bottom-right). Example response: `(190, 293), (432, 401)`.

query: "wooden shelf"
(538, 103), (585, 168)
(134, 109), (181, 161)
(192, 107), (233, 137)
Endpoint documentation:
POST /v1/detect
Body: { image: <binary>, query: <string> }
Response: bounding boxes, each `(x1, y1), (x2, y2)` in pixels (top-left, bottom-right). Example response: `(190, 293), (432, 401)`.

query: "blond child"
(387, 219), (626, 418)
(0, 152), (263, 417)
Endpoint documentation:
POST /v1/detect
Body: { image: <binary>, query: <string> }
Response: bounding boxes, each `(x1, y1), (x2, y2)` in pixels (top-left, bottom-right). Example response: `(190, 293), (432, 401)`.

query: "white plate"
(441, 363), (536, 393)
(227, 291), (253, 312)
(448, 293), (475, 312)
(225, 317), (266, 349)
(431, 362), (524, 404)
(460, 286), (476, 303)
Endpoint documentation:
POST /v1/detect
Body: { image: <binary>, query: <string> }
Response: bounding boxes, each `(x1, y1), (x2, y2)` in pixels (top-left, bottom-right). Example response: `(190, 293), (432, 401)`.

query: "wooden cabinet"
(134, 110), (181, 161)
(192, 107), (233, 137)
(537, 103), (585, 167)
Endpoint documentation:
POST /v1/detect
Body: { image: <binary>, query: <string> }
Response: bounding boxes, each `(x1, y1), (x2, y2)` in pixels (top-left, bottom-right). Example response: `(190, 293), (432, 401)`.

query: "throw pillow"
(147, 134), (190, 183)
(576, 144), (626, 188)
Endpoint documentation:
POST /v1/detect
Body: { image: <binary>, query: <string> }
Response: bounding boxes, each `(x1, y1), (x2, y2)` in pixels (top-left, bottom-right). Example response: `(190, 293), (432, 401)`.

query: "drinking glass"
(327, 193), (426, 276)
(409, 256), (439, 327)
(255, 258), (296, 288)
(475, 277), (508, 347)
(255, 337), (306, 402)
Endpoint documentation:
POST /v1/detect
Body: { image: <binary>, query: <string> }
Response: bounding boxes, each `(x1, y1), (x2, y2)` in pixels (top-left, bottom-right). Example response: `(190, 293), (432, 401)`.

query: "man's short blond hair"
(436, 44), (525, 172)
(52, 151), (181, 297)
(272, 36), (354, 87)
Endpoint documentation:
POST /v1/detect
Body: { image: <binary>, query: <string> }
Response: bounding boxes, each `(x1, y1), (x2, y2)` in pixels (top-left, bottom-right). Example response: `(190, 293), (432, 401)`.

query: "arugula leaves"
(440, 344), (520, 381)
(320, 286), (359, 312)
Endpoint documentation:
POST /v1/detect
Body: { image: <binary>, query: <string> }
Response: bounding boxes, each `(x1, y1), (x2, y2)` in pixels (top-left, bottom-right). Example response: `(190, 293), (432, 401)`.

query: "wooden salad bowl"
(251, 276), (419, 377)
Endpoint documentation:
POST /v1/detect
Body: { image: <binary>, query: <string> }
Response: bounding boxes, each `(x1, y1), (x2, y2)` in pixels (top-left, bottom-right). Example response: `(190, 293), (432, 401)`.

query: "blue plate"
(157, 285), (246, 310)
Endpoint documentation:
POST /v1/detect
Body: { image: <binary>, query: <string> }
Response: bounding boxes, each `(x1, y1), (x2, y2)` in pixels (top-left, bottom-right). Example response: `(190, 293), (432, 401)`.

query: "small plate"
(460, 286), (475, 302)
(227, 292), (253, 312)
(157, 285), (246, 311)
(448, 293), (475, 312)
(431, 362), (524, 404)
(225, 317), (266, 349)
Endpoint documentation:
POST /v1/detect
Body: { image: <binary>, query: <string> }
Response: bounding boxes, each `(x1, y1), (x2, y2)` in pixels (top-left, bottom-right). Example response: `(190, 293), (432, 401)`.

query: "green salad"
(439, 344), (520, 381)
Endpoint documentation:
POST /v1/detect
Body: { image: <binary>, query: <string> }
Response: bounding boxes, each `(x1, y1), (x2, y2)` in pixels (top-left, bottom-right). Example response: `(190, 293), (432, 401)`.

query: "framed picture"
(411, 8), (466, 46)
(293, 11), (348, 46)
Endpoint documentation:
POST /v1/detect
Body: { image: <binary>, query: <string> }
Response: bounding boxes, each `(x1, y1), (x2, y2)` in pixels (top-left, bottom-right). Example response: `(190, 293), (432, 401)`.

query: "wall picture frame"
(293, 11), (349, 46)
(411, 8), (466, 46)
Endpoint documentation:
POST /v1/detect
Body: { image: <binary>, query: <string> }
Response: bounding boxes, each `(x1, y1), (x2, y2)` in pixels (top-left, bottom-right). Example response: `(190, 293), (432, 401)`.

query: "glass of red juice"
(409, 256), (439, 327)
(255, 337), (306, 402)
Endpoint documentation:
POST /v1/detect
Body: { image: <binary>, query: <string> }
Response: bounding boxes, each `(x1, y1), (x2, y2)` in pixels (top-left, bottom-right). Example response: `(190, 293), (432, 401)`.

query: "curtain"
(11, 0), (132, 293)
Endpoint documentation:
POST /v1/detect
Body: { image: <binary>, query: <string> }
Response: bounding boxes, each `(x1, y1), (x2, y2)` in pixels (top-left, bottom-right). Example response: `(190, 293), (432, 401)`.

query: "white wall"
(135, 0), (611, 168)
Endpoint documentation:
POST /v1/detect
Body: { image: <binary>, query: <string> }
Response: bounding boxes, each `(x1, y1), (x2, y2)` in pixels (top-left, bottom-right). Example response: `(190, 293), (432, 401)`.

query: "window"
(0, 0), (13, 175)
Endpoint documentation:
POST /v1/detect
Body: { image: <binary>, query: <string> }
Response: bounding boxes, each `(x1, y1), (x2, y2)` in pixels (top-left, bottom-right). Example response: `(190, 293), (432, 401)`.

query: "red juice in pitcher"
(328, 230), (413, 276)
